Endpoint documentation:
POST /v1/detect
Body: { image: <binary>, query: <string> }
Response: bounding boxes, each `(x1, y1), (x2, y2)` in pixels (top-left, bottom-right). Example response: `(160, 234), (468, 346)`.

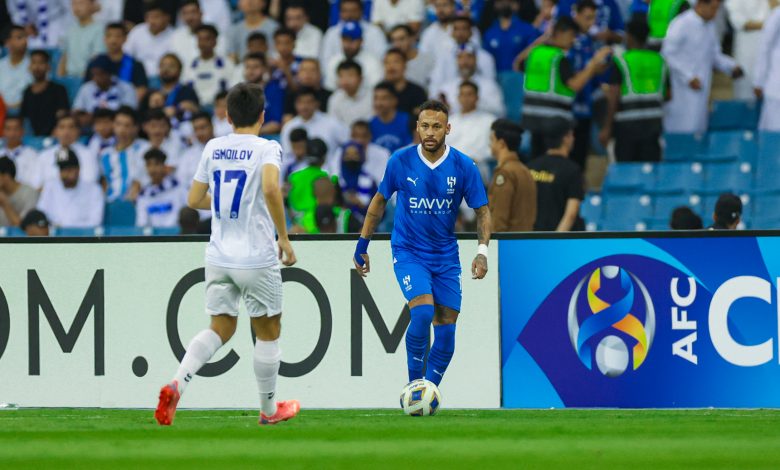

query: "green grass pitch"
(1, 409), (780, 469)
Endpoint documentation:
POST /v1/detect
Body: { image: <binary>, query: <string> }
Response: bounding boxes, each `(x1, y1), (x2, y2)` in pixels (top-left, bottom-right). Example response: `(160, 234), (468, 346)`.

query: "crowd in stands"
(0, 0), (776, 236)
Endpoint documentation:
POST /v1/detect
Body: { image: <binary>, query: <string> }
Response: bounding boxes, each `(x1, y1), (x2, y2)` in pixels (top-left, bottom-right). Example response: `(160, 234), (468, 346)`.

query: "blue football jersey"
(378, 144), (488, 264)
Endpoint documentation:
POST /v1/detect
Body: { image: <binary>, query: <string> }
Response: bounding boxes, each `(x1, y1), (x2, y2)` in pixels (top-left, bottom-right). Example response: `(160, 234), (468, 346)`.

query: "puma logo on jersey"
(407, 177), (419, 186)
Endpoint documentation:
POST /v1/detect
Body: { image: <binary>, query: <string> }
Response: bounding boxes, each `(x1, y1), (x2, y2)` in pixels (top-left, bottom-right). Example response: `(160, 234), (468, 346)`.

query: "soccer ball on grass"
(400, 379), (441, 416)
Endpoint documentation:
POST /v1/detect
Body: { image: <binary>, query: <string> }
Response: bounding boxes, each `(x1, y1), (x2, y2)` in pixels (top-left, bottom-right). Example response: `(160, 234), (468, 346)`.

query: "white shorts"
(205, 264), (283, 317)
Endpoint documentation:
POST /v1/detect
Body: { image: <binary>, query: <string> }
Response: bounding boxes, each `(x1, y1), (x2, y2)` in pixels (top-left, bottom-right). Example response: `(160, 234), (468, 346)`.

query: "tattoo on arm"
(360, 193), (387, 239)
(475, 205), (492, 246)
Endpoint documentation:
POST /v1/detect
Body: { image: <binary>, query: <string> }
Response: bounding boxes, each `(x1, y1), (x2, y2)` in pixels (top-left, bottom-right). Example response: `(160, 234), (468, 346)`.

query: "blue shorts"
(392, 251), (462, 312)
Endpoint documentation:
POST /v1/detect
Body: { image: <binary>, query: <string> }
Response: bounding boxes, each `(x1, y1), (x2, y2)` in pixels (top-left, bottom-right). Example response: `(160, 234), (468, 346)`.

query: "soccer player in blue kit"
(353, 100), (492, 388)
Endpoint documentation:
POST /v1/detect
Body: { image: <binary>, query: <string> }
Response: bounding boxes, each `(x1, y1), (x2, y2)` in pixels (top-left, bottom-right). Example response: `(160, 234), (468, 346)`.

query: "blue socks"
(425, 324), (456, 386)
(405, 305), (434, 381)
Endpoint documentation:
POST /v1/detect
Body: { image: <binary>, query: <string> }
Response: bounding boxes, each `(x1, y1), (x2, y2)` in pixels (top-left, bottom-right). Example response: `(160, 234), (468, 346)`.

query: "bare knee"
(408, 294), (434, 309)
(209, 315), (237, 343)
(251, 314), (282, 341)
(433, 305), (459, 325)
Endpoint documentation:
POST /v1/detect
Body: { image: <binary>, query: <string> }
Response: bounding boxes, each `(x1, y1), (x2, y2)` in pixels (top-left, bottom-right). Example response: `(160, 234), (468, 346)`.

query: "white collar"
(416, 144), (450, 170)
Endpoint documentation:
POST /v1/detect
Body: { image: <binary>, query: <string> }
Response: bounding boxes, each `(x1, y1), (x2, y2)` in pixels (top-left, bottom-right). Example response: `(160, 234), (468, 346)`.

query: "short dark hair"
(144, 148), (167, 164)
(341, 0), (364, 10)
(543, 121), (574, 149)
(191, 111), (212, 124)
(55, 113), (77, 127)
(227, 83), (266, 127)
(553, 16), (580, 35)
(418, 100), (449, 117)
(93, 108), (116, 121)
(286, 1), (307, 12)
(670, 206), (703, 230)
(179, 0), (200, 10)
(29, 49), (50, 62)
(3, 115), (23, 126)
(115, 105), (138, 125)
(290, 127), (308, 142)
(351, 120), (370, 132)
(491, 119), (523, 153)
(576, 0), (597, 12)
(144, 108), (170, 125)
(195, 24), (219, 38)
(626, 18), (650, 45)
(3, 24), (25, 42)
(459, 80), (479, 94)
(337, 59), (363, 75)
(144, 0), (168, 15)
(295, 86), (319, 102)
(0, 156), (16, 179)
(214, 90), (229, 102)
(244, 52), (267, 66)
(274, 27), (296, 40)
(247, 32), (267, 44)
(384, 47), (407, 61)
(161, 53), (183, 71)
(105, 22), (127, 34)
(374, 81), (398, 99)
(389, 24), (413, 37)
(452, 15), (473, 26)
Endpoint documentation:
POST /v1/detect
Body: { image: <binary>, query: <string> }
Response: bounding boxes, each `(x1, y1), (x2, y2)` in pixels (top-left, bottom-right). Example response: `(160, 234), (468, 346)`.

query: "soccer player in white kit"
(155, 83), (299, 426)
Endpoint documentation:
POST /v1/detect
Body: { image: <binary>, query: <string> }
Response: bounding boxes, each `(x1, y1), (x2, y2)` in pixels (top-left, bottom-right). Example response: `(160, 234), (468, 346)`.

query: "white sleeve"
(712, 30), (738, 73)
(194, 143), (211, 183)
(135, 194), (148, 227)
(725, 0), (749, 31)
(86, 185), (106, 227)
(72, 84), (91, 112)
(407, 0), (425, 22)
(36, 184), (54, 215)
(481, 80), (506, 118)
(662, 17), (695, 83)
(262, 141), (283, 169)
(755, 11), (780, 89)
(371, 0), (386, 23)
(121, 82), (137, 108)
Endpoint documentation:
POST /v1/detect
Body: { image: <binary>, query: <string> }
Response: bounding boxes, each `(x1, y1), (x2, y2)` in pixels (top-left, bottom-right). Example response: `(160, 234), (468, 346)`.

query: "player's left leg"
(425, 264), (462, 386)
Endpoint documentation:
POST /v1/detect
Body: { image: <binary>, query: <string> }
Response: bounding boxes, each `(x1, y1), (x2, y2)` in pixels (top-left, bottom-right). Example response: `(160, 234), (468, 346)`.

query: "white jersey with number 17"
(194, 133), (283, 269)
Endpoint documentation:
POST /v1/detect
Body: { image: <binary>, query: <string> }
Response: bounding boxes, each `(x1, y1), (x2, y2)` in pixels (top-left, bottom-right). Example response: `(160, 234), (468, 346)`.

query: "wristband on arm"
(354, 237), (370, 266)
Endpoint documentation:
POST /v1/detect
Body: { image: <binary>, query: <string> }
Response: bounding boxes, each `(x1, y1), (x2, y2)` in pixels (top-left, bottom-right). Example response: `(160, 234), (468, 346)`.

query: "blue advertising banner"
(500, 235), (780, 408)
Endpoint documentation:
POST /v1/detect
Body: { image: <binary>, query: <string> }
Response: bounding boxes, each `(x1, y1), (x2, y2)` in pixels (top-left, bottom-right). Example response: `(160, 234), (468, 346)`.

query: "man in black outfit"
(20, 50), (69, 136)
(527, 123), (585, 232)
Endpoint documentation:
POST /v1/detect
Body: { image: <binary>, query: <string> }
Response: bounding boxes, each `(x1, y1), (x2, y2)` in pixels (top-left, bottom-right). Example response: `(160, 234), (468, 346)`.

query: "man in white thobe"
(725, 0), (776, 100)
(662, 0), (742, 134)
(755, 6), (780, 130)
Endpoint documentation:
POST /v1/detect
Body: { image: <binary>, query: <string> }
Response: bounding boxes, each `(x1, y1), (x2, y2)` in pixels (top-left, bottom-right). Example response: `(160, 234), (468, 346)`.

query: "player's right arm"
(262, 163), (297, 267)
(354, 192), (388, 277)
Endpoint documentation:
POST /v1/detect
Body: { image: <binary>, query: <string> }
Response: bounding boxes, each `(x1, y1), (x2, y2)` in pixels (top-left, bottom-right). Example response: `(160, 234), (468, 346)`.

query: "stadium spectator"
(0, 117), (38, 188)
(178, 207), (200, 234)
(123, 1), (174, 78)
(488, 119), (537, 232)
(557, 0), (625, 44)
(229, 0), (279, 62)
(73, 55), (137, 123)
(388, 24), (435, 89)
(20, 49), (70, 136)
(0, 25), (32, 111)
(142, 109), (183, 171)
(86, 23), (149, 100)
(246, 31), (269, 56)
(430, 16), (497, 87)
(135, 148), (185, 228)
(269, 28), (302, 93)
(533, 0), (556, 30)
(647, 0), (689, 49)
(183, 24), (234, 106)
(709, 193), (742, 230)
(527, 124), (585, 232)
(327, 60), (374, 128)
(483, 0), (541, 73)
(200, 0), (233, 36)
(670, 206), (703, 230)
(420, 0), (476, 58)
(8, 0), (70, 48)
(212, 91), (231, 137)
(20, 209), (50, 236)
(281, 87), (349, 168)
(283, 59), (331, 120)
(435, 45), (506, 118)
(176, 112), (213, 187)
(383, 48), (428, 115)
(520, 16), (611, 158)
(169, 0), (228, 67)
(237, 53), (285, 135)
(155, 54), (200, 118)
(370, 82), (412, 154)
(58, 0), (104, 78)
(287, 138), (331, 233)
(0, 156), (38, 227)
(329, 120), (390, 183)
(339, 141), (378, 217)
(371, 0), (426, 34)
(321, 0), (388, 68)
(284, 1), (322, 59)
(101, 106), (149, 202)
(281, 127), (310, 182)
(567, 0), (599, 170)
(324, 21), (382, 92)
(315, 202), (360, 234)
(86, 108), (116, 157)
(726, 0), (771, 101)
(662, 0), (741, 134)
(755, 6), (780, 131)
(36, 115), (99, 189)
(448, 81), (497, 167)
(601, 19), (669, 162)
(37, 148), (105, 228)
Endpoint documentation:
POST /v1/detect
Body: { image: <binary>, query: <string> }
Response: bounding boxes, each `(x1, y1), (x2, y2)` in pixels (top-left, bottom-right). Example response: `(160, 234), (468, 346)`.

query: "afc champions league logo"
(567, 266), (656, 378)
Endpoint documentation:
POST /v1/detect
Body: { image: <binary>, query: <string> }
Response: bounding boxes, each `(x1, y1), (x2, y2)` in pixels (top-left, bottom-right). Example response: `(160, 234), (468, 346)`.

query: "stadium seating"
(0, 226), (26, 237)
(497, 72), (524, 122)
(104, 201), (136, 227)
(601, 162), (654, 193)
(105, 226), (148, 236)
(53, 227), (99, 236)
(663, 133), (706, 161)
(580, 193), (603, 229)
(653, 194), (701, 222)
(54, 76), (83, 104)
(153, 227), (181, 236)
(651, 162), (703, 194)
(708, 100), (761, 131)
(603, 194), (652, 224)
(706, 130), (757, 164)
(697, 162), (753, 195)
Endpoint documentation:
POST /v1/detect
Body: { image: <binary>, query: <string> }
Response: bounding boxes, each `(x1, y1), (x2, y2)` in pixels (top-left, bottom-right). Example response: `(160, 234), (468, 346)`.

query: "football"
(399, 379), (442, 416)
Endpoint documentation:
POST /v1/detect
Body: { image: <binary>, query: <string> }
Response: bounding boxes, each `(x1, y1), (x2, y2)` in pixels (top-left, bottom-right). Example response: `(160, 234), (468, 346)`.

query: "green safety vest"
(613, 49), (667, 123)
(648, 0), (687, 43)
(522, 45), (575, 123)
(287, 166), (330, 233)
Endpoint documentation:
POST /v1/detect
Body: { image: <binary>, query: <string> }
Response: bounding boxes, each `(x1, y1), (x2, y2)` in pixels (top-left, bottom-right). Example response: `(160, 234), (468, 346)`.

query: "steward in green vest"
(520, 16), (612, 158)
(647, 0), (690, 49)
(600, 19), (669, 162)
(287, 138), (331, 233)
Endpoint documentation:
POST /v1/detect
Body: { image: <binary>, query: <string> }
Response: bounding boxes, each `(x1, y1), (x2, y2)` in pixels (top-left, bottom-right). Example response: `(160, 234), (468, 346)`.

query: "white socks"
(174, 329), (223, 394)
(254, 339), (281, 417)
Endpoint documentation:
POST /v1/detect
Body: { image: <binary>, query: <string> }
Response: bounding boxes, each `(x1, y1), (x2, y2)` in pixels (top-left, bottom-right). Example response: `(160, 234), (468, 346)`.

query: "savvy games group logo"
(567, 266), (656, 377)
